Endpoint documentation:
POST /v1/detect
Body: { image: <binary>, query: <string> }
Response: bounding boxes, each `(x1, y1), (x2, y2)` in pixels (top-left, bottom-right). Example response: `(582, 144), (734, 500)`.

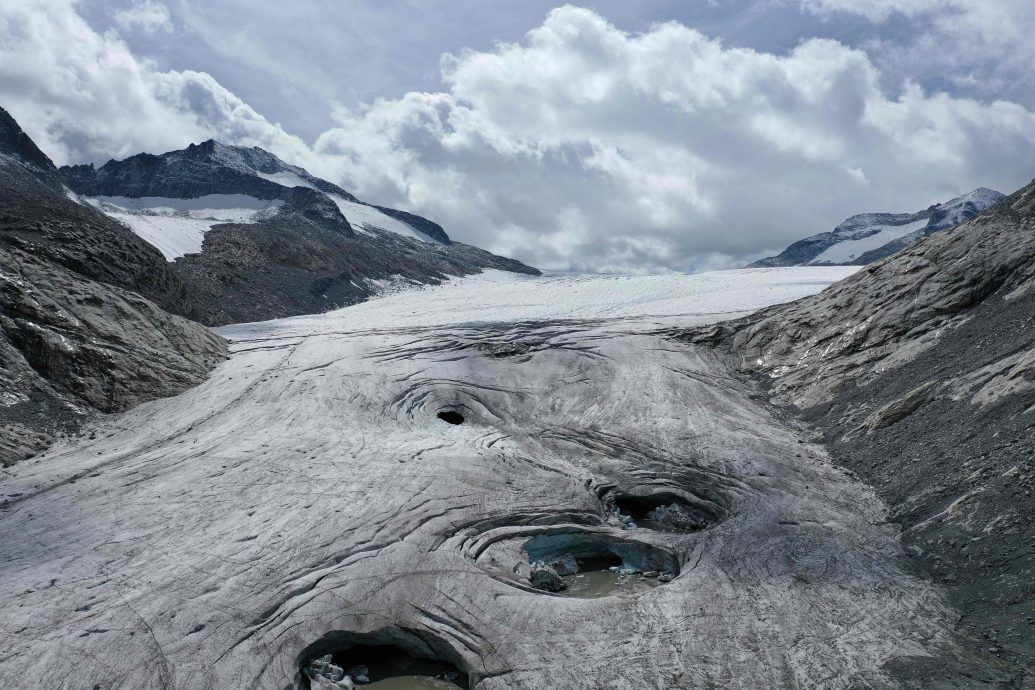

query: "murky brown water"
(559, 569), (663, 598)
(365, 676), (462, 689)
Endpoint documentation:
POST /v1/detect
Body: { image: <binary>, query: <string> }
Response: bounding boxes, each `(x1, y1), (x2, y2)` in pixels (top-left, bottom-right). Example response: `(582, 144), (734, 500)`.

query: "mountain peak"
(0, 107), (55, 172)
(60, 139), (358, 203)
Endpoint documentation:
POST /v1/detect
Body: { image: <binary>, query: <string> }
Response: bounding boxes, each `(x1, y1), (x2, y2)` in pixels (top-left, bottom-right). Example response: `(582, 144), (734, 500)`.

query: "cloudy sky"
(3, 1), (1035, 272)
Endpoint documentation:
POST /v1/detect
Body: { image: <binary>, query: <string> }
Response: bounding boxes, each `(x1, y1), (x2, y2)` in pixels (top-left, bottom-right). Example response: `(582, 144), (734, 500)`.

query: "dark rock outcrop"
(0, 107), (226, 464)
(171, 211), (537, 326)
(0, 108), (55, 175)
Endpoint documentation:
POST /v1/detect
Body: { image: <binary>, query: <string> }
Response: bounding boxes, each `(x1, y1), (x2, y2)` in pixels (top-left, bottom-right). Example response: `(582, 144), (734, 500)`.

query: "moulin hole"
(437, 410), (465, 425)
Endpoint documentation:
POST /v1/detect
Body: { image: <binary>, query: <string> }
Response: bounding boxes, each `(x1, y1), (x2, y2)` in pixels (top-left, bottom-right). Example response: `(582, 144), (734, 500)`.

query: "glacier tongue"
(0, 268), (973, 689)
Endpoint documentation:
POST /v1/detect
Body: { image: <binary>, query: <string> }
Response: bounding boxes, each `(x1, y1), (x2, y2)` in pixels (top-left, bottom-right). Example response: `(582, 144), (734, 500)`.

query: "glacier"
(0, 267), (985, 689)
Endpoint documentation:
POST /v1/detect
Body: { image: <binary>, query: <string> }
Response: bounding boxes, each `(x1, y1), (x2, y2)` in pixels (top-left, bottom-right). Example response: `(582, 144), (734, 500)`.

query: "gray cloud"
(113, 0), (171, 33)
(2, 1), (1035, 272)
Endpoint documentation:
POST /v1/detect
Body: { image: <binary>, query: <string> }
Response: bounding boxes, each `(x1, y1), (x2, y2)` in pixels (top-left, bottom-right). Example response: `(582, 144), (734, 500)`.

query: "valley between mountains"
(1, 106), (1033, 689)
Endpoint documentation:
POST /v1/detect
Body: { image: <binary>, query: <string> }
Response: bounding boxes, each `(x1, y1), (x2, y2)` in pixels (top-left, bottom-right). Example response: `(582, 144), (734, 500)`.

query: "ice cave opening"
(436, 410), (465, 425)
(611, 493), (714, 533)
(521, 532), (679, 598)
(300, 633), (469, 689)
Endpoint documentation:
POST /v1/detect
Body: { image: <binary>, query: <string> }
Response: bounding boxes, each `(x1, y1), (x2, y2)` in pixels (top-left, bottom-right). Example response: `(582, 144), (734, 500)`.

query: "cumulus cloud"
(309, 7), (1035, 270)
(113, 0), (172, 34)
(0, 0), (308, 165)
(2, 2), (1035, 272)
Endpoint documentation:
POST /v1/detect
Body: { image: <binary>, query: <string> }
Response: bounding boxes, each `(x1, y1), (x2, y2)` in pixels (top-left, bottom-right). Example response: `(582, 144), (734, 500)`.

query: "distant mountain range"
(748, 187), (1004, 267)
(59, 138), (539, 325)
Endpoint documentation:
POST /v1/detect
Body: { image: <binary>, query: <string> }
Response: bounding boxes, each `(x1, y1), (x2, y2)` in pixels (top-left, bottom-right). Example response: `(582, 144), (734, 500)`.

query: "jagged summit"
(0, 107), (55, 172)
(59, 138), (359, 203)
(749, 187), (1005, 267)
(59, 139), (453, 244)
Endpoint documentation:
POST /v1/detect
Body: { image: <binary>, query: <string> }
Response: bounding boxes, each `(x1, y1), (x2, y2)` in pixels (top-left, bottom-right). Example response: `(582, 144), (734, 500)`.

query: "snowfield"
(0, 267), (970, 689)
(255, 170), (318, 190)
(85, 194), (283, 260)
(810, 218), (928, 264)
(330, 194), (442, 242)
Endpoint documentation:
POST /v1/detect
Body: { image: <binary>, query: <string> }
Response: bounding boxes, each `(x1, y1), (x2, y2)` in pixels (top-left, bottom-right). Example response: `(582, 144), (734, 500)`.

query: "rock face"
(61, 139), (355, 202)
(0, 271), (1014, 689)
(170, 205), (539, 326)
(692, 179), (1035, 683)
(749, 187), (1004, 267)
(0, 107), (226, 463)
(59, 140), (540, 325)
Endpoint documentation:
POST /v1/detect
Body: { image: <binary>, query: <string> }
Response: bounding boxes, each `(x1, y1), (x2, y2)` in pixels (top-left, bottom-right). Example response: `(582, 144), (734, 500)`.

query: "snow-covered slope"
(0, 266), (983, 689)
(82, 194), (283, 259)
(809, 217), (929, 264)
(329, 195), (441, 243)
(61, 140), (449, 245)
(750, 187), (1004, 267)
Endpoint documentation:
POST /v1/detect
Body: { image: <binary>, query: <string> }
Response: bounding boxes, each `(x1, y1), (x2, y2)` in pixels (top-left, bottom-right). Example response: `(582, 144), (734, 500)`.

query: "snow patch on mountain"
(329, 195), (442, 243)
(750, 187), (1005, 268)
(101, 213), (219, 260)
(810, 218), (929, 264)
(85, 194), (283, 260)
(254, 170), (319, 191)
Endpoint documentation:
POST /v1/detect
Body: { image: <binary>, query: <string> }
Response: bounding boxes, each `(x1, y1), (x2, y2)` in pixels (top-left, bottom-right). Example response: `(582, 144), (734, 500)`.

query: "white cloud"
(2, 2), (1035, 272)
(0, 0), (308, 166)
(113, 0), (172, 34)
(309, 7), (1035, 271)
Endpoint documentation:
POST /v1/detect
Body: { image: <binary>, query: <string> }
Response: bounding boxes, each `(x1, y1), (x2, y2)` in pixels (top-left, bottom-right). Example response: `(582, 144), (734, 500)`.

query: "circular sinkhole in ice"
(299, 635), (468, 689)
(436, 410), (465, 425)
(521, 531), (679, 598)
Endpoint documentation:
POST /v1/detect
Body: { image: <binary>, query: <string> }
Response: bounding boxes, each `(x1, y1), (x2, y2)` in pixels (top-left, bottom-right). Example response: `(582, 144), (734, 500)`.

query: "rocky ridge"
(685, 178), (1035, 684)
(0, 107), (226, 464)
(60, 140), (540, 325)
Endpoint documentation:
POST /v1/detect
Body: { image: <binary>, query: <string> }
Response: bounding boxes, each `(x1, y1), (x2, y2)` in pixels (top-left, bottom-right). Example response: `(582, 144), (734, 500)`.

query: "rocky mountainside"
(687, 179), (1035, 684)
(0, 107), (226, 464)
(60, 141), (538, 325)
(749, 187), (1004, 267)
